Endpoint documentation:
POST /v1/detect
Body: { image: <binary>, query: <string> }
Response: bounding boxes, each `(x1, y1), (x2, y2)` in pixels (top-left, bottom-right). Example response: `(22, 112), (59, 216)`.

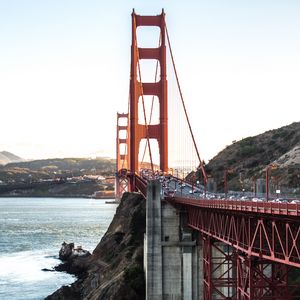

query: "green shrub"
(238, 145), (258, 157)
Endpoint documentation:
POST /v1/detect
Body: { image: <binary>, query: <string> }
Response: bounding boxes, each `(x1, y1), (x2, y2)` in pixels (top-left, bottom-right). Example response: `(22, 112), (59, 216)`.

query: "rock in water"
(59, 242), (74, 260)
(59, 242), (91, 261)
(53, 242), (91, 278)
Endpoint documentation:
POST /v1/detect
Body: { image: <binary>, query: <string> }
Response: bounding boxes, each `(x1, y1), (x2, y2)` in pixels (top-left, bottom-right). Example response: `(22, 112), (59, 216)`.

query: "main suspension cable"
(165, 24), (208, 184)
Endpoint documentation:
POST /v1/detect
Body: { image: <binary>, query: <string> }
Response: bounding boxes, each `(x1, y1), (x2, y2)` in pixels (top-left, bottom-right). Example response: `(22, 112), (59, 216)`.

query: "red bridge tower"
(129, 9), (168, 174)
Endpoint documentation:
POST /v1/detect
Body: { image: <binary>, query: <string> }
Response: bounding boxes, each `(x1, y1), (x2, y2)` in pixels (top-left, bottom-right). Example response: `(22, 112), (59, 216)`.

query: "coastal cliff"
(46, 192), (146, 300)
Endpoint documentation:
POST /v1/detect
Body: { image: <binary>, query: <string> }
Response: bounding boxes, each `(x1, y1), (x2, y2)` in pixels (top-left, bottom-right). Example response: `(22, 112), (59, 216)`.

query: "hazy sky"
(0, 0), (299, 162)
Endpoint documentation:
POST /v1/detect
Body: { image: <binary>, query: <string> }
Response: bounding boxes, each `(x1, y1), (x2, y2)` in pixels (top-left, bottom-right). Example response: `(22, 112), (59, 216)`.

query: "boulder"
(59, 242), (74, 261)
(59, 242), (91, 261)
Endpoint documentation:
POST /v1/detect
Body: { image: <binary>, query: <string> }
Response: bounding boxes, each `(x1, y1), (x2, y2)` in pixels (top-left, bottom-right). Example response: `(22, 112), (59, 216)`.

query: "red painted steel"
(202, 236), (236, 299)
(115, 113), (129, 199)
(171, 197), (300, 268)
(134, 175), (147, 198)
(171, 197), (300, 217)
(236, 254), (295, 300)
(116, 112), (129, 172)
(201, 233), (298, 299)
(130, 10), (168, 173)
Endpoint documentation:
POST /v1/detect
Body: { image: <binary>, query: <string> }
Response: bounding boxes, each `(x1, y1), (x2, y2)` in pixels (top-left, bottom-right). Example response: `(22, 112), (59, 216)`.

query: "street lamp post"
(266, 164), (278, 200)
(266, 166), (270, 200)
(253, 177), (257, 197)
(224, 170), (228, 198)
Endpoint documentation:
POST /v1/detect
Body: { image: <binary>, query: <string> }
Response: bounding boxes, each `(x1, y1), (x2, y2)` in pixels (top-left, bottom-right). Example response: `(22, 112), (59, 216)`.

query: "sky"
(0, 0), (299, 163)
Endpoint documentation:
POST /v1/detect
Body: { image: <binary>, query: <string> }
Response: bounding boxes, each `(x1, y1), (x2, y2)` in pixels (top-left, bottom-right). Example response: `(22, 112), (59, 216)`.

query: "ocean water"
(0, 197), (117, 300)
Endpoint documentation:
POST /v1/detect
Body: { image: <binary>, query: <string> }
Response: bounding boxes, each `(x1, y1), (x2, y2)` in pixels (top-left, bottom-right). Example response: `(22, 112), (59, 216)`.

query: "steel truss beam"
(202, 235), (236, 300)
(115, 169), (129, 200)
(236, 254), (294, 300)
(202, 235), (300, 300)
(186, 206), (300, 268)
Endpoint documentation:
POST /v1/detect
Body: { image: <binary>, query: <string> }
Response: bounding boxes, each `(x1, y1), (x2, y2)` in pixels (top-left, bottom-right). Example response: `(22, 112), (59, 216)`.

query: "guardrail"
(169, 197), (300, 216)
(134, 175), (147, 198)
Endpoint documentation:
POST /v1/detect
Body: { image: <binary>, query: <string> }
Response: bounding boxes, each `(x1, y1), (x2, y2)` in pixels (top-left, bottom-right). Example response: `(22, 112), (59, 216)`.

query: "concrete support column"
(145, 180), (163, 300)
(183, 246), (193, 300)
(145, 180), (200, 300)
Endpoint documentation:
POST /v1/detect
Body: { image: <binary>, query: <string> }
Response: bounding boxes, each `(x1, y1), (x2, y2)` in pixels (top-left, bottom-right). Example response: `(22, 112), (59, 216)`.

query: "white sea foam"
(0, 250), (62, 282)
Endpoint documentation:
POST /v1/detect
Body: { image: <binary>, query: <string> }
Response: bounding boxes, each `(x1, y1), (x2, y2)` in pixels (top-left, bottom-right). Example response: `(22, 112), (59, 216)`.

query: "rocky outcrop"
(52, 242), (91, 277)
(59, 242), (91, 261)
(45, 192), (146, 300)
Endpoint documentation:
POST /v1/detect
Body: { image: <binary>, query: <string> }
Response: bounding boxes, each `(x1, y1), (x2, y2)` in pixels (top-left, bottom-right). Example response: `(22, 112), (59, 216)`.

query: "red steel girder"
(202, 236), (237, 300)
(115, 170), (129, 200)
(183, 204), (300, 268)
(172, 197), (300, 217)
(236, 254), (295, 300)
(202, 235), (300, 300)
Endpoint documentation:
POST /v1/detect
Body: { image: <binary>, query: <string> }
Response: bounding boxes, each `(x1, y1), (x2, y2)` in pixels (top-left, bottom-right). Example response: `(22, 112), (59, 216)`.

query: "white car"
(252, 198), (263, 202)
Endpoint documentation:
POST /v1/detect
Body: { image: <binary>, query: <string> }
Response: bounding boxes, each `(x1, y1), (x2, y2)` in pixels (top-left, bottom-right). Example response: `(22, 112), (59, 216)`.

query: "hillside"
(203, 122), (300, 192)
(0, 157), (115, 183)
(0, 151), (23, 165)
(0, 157), (116, 197)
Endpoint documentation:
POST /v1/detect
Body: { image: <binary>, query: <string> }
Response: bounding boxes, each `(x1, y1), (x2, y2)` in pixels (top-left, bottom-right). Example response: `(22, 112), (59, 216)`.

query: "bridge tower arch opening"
(139, 138), (160, 170)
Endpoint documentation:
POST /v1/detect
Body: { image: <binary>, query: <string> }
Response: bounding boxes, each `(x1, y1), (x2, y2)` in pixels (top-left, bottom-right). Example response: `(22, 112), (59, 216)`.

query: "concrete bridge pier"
(144, 180), (201, 300)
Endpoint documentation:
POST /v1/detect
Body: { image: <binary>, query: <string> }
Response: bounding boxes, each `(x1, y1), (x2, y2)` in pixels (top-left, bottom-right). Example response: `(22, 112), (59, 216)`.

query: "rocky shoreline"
(45, 192), (146, 300)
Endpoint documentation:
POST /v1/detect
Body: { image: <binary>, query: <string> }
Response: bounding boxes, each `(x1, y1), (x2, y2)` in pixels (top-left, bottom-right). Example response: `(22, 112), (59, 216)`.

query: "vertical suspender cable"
(165, 24), (208, 185)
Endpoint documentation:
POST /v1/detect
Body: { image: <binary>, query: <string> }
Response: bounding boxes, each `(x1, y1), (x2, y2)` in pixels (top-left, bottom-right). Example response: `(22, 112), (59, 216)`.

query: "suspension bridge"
(115, 10), (300, 300)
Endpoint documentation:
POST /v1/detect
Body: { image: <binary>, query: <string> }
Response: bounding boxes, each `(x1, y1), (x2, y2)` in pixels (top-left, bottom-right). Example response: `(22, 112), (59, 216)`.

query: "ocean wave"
(0, 250), (63, 282)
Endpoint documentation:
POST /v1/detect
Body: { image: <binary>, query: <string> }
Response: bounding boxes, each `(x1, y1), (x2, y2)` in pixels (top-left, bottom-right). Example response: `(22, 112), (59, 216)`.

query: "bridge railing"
(134, 174), (147, 198)
(170, 197), (300, 217)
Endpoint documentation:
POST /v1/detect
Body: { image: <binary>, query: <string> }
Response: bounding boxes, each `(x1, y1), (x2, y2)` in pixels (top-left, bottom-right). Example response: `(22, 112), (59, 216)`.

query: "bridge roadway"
(137, 171), (300, 216)
(135, 171), (300, 269)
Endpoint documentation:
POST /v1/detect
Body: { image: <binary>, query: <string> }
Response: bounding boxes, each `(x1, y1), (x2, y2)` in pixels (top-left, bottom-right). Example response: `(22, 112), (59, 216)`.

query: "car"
(279, 199), (289, 203)
(291, 200), (300, 204)
(252, 198), (263, 202)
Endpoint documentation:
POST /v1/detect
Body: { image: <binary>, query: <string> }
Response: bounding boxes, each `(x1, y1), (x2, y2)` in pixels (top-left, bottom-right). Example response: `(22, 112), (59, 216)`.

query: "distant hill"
(203, 122), (300, 191)
(0, 151), (23, 165)
(0, 157), (116, 184)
